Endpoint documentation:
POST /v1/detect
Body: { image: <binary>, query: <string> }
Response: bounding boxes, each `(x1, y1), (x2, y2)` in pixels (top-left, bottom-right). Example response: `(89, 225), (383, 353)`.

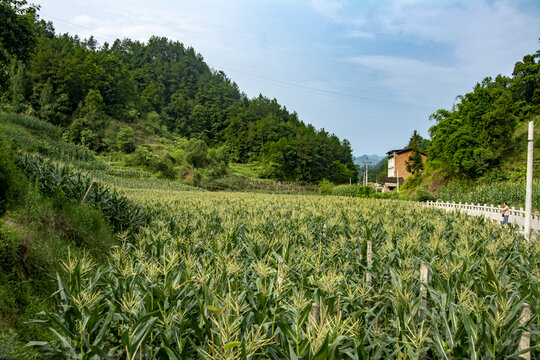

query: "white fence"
(423, 200), (540, 232)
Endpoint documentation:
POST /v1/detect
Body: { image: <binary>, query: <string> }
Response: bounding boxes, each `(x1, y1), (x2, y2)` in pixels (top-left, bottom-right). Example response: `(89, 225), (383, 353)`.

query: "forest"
(426, 50), (540, 180)
(0, 1), (358, 184)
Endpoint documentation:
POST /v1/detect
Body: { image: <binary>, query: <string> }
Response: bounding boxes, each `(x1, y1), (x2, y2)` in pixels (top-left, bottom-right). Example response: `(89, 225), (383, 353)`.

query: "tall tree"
(406, 130), (424, 174)
(0, 0), (38, 94)
(0, 0), (38, 62)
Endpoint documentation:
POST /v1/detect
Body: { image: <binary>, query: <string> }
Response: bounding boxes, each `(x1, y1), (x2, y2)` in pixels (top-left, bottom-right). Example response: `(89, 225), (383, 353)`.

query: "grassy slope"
(0, 115), (117, 358)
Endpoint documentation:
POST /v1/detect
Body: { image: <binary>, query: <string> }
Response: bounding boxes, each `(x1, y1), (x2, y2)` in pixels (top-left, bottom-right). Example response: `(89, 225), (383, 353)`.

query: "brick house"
(382, 148), (426, 192)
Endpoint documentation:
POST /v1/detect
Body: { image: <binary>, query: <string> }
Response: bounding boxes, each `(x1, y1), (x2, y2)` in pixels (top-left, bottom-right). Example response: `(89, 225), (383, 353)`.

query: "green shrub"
(415, 188), (435, 202)
(0, 139), (24, 215)
(155, 158), (176, 179)
(0, 329), (17, 360)
(371, 191), (399, 200)
(117, 126), (135, 153)
(318, 179), (334, 195)
(186, 139), (208, 168)
(0, 326), (40, 359)
(60, 203), (114, 253)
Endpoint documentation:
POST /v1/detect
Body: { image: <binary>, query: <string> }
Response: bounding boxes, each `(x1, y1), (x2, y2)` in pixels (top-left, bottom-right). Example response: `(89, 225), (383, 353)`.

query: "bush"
(186, 139), (208, 168)
(60, 203), (114, 253)
(415, 188), (435, 202)
(155, 158), (176, 179)
(0, 139), (23, 215)
(371, 191), (399, 200)
(318, 179), (334, 196)
(117, 126), (135, 154)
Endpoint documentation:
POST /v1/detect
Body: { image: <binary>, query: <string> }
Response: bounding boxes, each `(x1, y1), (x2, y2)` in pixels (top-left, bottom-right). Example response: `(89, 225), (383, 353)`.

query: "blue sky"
(34, 0), (540, 156)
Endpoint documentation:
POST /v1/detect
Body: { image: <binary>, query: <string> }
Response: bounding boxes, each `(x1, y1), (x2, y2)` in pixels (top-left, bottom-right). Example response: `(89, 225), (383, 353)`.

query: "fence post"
(519, 303), (531, 360)
(308, 302), (320, 333)
(366, 241), (372, 284)
(419, 261), (429, 321)
(81, 180), (96, 204)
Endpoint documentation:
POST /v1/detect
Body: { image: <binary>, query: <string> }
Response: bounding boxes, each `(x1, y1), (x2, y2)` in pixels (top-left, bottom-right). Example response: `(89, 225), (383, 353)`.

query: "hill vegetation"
(0, 1), (358, 186)
(394, 49), (540, 204)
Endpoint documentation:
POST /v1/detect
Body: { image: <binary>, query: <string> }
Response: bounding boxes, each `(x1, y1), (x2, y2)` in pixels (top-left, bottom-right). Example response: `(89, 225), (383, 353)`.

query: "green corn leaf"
(223, 341), (241, 350)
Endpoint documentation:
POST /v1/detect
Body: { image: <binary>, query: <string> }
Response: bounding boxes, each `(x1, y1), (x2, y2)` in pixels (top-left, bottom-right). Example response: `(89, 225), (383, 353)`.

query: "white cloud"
(311, 0), (365, 27)
(378, 1), (539, 75)
(344, 30), (374, 39)
(311, 0), (343, 19)
(71, 15), (93, 26)
(341, 1), (539, 109)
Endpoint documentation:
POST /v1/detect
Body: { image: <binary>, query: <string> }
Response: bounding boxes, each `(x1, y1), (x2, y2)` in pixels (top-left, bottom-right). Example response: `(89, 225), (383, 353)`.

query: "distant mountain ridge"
(353, 154), (385, 167)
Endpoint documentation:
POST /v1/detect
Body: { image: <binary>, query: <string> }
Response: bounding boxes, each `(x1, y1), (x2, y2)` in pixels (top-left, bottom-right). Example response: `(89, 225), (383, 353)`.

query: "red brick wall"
(394, 151), (426, 180)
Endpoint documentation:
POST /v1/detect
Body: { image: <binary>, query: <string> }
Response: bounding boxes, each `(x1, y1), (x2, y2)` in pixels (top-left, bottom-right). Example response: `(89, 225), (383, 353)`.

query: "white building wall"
(387, 156), (395, 177)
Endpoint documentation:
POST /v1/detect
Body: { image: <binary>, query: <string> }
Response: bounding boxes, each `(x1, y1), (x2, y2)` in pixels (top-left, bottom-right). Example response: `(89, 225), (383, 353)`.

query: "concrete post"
(525, 120), (534, 242)
(419, 261), (429, 321)
(366, 241), (372, 284)
(519, 303), (531, 360)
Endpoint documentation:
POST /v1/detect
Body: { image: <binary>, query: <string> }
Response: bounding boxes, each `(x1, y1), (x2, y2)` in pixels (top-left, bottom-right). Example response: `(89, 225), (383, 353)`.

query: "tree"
(0, 0), (38, 62)
(406, 151), (423, 174)
(0, 0), (38, 93)
(427, 74), (522, 178)
(511, 50), (540, 107)
(117, 126), (135, 153)
(406, 130), (424, 174)
(185, 138), (208, 168)
(406, 130), (429, 154)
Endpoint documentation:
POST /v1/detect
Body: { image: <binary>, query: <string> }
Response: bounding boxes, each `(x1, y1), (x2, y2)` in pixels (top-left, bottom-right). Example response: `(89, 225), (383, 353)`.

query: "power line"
(40, 13), (96, 32)
(219, 65), (435, 108)
(38, 12), (443, 109)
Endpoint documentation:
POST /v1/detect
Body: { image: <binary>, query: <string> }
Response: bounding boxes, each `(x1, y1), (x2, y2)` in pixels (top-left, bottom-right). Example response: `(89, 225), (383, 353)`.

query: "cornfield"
(29, 187), (540, 358)
(17, 154), (150, 232)
(331, 184), (374, 198)
(437, 181), (540, 210)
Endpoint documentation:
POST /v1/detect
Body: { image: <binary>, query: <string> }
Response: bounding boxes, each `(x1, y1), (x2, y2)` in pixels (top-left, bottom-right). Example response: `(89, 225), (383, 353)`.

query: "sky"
(34, 0), (540, 156)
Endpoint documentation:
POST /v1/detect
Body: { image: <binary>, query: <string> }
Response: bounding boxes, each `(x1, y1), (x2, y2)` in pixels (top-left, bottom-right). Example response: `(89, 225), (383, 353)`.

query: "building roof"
(380, 176), (404, 184)
(386, 148), (426, 156)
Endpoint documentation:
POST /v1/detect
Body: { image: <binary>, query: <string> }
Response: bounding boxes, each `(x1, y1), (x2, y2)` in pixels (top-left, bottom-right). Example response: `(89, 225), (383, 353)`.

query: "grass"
(0, 191), (116, 359)
(229, 163), (267, 180)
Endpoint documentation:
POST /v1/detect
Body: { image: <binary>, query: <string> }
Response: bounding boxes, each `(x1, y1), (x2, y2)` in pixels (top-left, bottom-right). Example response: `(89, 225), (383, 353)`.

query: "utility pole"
(525, 119), (534, 242)
(397, 169), (400, 193)
(363, 158), (372, 186)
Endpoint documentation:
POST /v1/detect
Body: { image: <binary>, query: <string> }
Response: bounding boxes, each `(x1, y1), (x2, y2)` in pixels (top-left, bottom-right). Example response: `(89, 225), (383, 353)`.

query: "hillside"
(397, 50), (540, 206)
(353, 155), (386, 183)
(0, 10), (358, 185)
(0, 3), (539, 358)
(353, 154), (384, 166)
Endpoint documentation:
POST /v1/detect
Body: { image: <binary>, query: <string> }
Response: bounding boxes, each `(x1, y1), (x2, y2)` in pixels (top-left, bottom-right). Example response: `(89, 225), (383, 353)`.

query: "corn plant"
(29, 190), (539, 358)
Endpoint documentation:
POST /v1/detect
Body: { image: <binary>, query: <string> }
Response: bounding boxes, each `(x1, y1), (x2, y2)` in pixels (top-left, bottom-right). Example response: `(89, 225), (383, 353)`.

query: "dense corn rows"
(16, 154), (150, 232)
(330, 184), (373, 198)
(32, 191), (540, 359)
(437, 181), (540, 209)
